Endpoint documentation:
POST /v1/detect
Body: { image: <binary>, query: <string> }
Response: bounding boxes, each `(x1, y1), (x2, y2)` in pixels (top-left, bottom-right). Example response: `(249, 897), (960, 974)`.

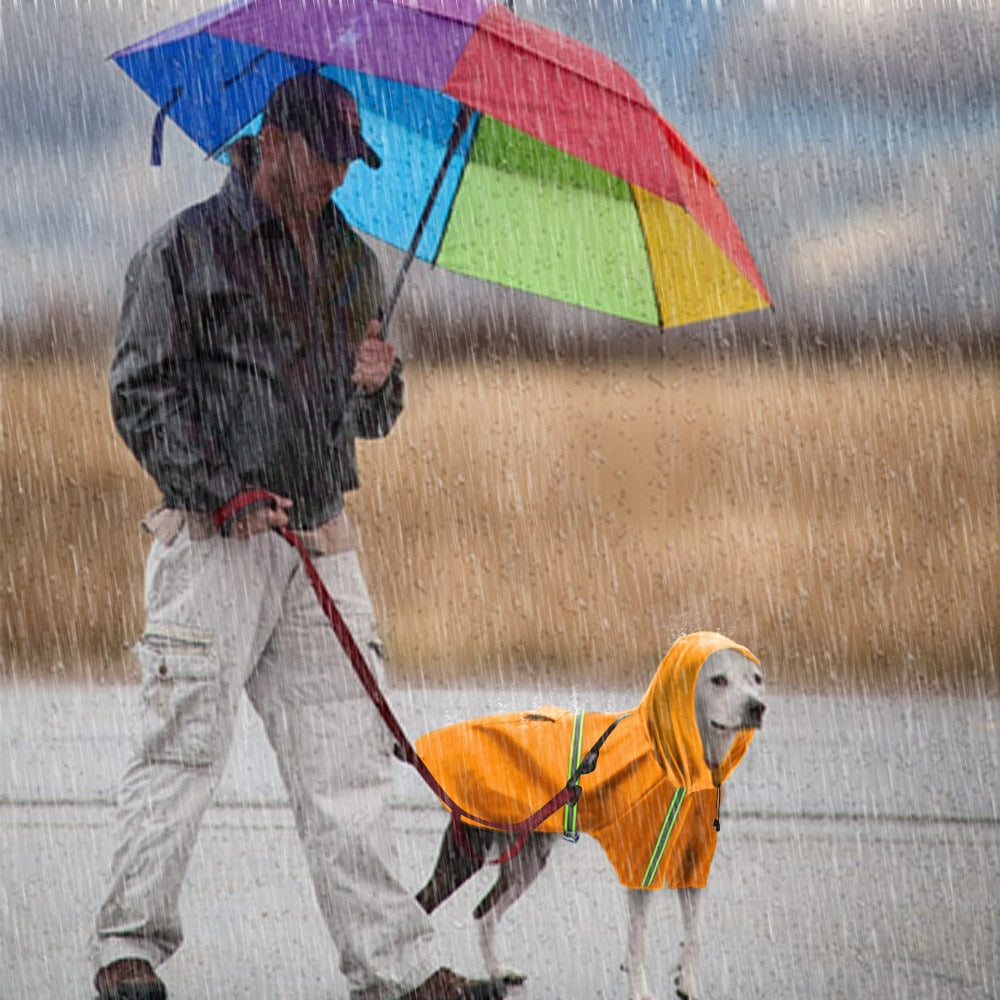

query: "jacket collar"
(221, 169), (279, 234)
(221, 168), (343, 240)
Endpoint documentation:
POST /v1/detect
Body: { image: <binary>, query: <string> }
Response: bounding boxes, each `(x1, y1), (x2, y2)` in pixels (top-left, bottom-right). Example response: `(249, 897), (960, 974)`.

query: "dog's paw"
(486, 966), (526, 986)
(621, 963), (658, 1000)
(674, 976), (701, 999)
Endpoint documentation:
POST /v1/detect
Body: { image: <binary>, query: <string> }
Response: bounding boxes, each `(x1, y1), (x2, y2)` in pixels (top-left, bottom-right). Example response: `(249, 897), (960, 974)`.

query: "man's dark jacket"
(110, 171), (403, 530)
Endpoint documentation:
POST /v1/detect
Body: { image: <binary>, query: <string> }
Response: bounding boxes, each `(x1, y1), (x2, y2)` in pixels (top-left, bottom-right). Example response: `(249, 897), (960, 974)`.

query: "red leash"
(278, 522), (584, 862)
(215, 490), (582, 862)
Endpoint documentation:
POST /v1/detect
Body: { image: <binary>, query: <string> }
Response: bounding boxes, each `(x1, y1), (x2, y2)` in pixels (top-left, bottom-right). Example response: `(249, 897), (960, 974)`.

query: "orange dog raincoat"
(415, 631), (759, 890)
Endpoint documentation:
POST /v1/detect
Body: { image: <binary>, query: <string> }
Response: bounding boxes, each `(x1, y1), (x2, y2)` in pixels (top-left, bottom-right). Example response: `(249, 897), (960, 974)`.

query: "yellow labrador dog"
(414, 632), (766, 1000)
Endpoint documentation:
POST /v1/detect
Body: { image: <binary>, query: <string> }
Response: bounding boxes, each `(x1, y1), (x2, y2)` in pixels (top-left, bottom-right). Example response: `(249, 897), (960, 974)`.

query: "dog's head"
(640, 632), (764, 786)
(694, 648), (766, 771)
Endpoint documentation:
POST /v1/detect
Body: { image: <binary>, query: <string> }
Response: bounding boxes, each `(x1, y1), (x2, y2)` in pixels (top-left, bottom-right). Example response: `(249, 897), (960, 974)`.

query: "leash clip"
(562, 783), (582, 843)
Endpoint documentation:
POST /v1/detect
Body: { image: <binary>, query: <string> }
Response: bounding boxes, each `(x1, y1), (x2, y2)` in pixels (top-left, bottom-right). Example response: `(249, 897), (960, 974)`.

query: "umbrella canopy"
(112, 0), (771, 329)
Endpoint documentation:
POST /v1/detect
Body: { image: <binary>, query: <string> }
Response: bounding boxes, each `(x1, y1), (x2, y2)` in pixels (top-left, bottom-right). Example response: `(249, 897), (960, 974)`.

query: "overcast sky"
(1, 0), (998, 341)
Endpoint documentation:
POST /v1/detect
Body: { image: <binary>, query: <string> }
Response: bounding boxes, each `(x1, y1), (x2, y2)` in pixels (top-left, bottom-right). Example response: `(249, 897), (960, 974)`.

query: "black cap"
(262, 72), (381, 169)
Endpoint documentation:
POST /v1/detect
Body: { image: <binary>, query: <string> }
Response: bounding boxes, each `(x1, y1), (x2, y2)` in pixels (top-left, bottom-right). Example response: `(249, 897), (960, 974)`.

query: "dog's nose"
(743, 699), (766, 728)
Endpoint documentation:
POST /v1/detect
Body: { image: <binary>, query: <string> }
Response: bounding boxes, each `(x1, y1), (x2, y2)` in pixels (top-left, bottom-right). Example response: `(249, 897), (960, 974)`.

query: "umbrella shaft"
(383, 104), (475, 330)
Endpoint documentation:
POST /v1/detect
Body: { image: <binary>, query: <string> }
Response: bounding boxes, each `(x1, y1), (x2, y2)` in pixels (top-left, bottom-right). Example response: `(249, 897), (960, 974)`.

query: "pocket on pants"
(138, 624), (222, 767)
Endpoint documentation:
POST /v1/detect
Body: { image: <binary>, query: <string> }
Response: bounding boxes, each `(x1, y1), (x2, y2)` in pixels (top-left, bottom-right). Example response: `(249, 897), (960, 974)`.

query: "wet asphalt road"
(2, 680), (998, 999)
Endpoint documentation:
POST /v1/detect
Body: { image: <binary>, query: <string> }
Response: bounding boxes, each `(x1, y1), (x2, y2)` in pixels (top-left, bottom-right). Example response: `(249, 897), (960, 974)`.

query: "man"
(92, 72), (502, 1000)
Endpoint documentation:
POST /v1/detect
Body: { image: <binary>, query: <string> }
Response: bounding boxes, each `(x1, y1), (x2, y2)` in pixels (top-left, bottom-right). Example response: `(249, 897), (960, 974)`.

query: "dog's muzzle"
(742, 699), (766, 729)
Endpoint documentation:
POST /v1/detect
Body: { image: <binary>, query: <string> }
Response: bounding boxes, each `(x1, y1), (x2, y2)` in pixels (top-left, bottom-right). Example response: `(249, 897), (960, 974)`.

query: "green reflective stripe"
(640, 788), (686, 888)
(563, 709), (586, 840)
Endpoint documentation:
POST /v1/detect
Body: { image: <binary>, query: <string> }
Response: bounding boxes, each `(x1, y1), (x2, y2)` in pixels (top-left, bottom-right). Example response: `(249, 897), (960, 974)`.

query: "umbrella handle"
(382, 104), (477, 331)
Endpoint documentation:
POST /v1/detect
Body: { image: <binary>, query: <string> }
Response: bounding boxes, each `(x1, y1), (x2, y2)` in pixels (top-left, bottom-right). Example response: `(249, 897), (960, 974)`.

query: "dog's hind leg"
(624, 889), (656, 1000)
(675, 887), (703, 1000)
(416, 824), (493, 914)
(473, 834), (553, 984)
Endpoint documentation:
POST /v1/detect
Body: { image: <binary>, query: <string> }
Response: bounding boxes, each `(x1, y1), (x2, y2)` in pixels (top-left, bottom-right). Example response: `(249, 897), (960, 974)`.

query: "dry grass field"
(2, 351), (997, 694)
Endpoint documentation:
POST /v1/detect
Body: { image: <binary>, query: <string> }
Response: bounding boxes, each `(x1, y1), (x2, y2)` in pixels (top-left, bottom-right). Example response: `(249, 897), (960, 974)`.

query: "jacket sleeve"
(109, 231), (244, 512)
(351, 245), (404, 440)
(353, 355), (404, 439)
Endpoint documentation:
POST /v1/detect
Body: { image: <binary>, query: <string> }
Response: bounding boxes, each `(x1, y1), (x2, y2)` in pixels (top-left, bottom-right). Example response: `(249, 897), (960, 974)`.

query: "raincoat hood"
(415, 632), (762, 891)
(638, 630), (759, 793)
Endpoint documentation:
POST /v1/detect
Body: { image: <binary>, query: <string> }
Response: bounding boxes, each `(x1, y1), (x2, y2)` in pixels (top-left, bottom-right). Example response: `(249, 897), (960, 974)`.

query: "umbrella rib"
(204, 53), (318, 162)
(427, 111), (481, 271)
(220, 49), (273, 88)
(630, 183), (666, 331)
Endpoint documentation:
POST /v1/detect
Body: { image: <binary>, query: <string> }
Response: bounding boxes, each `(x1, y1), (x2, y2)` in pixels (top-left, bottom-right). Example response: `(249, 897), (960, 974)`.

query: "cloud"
(0, 0), (210, 156)
(749, 123), (1000, 332)
(2, 0), (998, 339)
(0, 1), (222, 314)
(682, 0), (1000, 333)
(2, 1), (134, 153)
(714, 1), (1000, 111)
(0, 117), (223, 315)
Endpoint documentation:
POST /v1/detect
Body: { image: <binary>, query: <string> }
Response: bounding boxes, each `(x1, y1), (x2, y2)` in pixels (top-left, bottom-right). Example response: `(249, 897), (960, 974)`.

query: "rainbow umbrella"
(112, 0), (771, 329)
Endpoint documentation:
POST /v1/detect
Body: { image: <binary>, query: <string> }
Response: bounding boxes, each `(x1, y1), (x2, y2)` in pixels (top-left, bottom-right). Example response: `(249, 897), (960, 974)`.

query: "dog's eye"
(711, 675), (728, 688)
(754, 673), (764, 686)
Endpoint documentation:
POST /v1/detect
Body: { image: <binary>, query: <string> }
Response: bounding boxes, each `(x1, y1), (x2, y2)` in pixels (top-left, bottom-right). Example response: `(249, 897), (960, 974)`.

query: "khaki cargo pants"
(92, 516), (435, 996)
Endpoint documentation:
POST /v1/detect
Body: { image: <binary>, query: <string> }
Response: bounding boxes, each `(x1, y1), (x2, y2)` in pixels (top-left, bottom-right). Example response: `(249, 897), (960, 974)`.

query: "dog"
(412, 632), (766, 1000)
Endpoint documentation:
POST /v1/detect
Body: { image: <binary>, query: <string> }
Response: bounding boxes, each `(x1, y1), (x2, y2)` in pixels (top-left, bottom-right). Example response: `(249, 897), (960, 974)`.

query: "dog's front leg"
(476, 907), (503, 981)
(624, 888), (657, 1000)
(675, 887), (703, 1000)
(473, 835), (551, 984)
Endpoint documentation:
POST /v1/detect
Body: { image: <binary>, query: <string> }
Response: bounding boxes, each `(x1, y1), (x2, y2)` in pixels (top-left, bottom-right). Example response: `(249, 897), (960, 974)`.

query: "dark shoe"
(398, 968), (507, 1000)
(94, 958), (166, 1000)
